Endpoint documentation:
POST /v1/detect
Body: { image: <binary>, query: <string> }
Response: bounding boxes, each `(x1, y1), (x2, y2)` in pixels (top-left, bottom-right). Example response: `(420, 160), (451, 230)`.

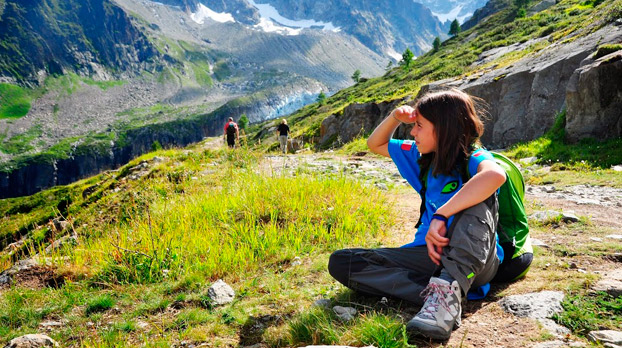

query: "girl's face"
(410, 110), (437, 154)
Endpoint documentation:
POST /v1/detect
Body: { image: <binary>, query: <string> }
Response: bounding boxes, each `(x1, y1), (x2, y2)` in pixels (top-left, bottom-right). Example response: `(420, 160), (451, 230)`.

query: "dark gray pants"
(328, 195), (500, 306)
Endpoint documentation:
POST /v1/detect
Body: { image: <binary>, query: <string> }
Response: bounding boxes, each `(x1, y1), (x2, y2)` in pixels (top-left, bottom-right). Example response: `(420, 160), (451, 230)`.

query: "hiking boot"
(406, 277), (462, 340)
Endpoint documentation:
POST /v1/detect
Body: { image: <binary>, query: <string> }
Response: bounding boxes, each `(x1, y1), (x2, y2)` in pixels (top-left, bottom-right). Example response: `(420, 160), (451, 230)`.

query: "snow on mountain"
(414, 0), (488, 24)
(190, 3), (235, 24)
(246, 0), (340, 36)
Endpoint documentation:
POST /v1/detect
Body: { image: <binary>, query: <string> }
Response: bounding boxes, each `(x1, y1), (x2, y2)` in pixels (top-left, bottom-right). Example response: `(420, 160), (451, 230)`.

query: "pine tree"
(432, 37), (441, 52)
(514, 0), (531, 17)
(351, 69), (361, 83)
(317, 91), (326, 105)
(449, 19), (461, 36)
(401, 48), (414, 70)
(239, 114), (249, 130)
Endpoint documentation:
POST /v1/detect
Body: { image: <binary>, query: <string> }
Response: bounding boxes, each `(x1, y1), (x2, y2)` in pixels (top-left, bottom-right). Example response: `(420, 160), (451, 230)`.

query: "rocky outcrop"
(319, 99), (408, 146)
(462, 0), (509, 31)
(566, 51), (622, 142)
(319, 24), (622, 149)
(420, 24), (622, 147)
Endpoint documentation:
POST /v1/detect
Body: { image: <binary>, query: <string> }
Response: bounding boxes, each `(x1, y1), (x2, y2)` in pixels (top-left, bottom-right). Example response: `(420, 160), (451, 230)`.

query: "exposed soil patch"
(2, 265), (66, 290)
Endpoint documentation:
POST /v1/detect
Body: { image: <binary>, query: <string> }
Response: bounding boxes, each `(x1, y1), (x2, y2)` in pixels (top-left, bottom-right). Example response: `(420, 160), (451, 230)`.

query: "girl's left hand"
(425, 219), (449, 265)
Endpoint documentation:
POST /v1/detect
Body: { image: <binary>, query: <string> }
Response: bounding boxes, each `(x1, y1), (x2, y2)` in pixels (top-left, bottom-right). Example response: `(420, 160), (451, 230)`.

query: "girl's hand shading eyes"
(392, 105), (416, 124)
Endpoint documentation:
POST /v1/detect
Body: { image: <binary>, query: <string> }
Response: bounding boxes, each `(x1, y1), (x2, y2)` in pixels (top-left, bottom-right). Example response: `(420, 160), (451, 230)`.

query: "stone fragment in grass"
(332, 305), (357, 321)
(207, 279), (235, 305)
(4, 334), (59, 347)
(313, 298), (331, 308)
(588, 330), (622, 346)
(519, 157), (538, 164)
(592, 269), (622, 297)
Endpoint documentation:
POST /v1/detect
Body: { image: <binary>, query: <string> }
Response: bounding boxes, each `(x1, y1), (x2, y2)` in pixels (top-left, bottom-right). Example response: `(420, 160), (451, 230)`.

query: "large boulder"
(566, 50), (622, 142)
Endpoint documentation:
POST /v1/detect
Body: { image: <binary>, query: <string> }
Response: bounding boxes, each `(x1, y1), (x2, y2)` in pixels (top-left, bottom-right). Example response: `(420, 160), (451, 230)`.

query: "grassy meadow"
(1, 136), (621, 347)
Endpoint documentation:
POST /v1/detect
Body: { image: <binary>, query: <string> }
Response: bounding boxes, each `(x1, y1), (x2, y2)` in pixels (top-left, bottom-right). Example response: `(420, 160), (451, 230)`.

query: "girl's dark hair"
(416, 89), (485, 176)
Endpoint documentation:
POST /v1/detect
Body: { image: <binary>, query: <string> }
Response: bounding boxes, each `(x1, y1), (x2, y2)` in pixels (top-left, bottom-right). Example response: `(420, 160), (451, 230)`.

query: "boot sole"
(406, 321), (452, 341)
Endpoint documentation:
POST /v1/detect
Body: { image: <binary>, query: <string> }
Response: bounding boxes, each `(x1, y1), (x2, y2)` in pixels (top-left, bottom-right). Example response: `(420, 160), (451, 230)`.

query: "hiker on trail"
(276, 119), (290, 154)
(223, 117), (239, 148)
(328, 89), (507, 341)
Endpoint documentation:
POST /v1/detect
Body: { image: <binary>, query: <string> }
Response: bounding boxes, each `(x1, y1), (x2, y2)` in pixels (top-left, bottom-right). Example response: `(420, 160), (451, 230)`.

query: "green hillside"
(269, 0), (621, 148)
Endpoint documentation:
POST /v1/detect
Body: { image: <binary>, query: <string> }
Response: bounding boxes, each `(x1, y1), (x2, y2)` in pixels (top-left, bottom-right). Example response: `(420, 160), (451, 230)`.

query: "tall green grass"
(60, 148), (392, 285)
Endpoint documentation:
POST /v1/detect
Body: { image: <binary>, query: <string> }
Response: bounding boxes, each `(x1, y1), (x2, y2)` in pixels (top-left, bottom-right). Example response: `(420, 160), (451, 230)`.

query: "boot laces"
(419, 282), (454, 316)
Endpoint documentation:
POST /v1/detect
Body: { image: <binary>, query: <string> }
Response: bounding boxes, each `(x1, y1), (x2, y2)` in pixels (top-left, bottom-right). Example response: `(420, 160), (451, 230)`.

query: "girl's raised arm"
(367, 105), (416, 157)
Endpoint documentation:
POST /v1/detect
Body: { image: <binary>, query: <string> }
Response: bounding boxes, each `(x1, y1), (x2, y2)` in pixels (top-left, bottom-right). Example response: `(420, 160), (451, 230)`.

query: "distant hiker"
(328, 89), (507, 341)
(276, 119), (290, 154)
(223, 117), (239, 148)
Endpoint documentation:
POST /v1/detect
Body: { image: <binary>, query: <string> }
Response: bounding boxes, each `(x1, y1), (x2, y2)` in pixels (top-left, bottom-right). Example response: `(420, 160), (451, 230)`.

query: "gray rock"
(332, 305), (357, 321)
(539, 318), (571, 336)
(52, 218), (70, 233)
(592, 269), (622, 297)
(417, 24), (622, 148)
(532, 340), (585, 348)
(606, 234), (622, 240)
(313, 299), (332, 308)
(499, 291), (564, 319)
(531, 340), (576, 348)
(44, 234), (78, 254)
(560, 212), (579, 223)
(588, 330), (622, 346)
(500, 291), (567, 337)
(531, 238), (549, 248)
(319, 99), (405, 148)
(0, 272), (11, 285)
(544, 185), (557, 193)
(375, 183), (388, 191)
(530, 210), (561, 223)
(520, 157), (539, 164)
(613, 165), (622, 172)
(528, 0), (556, 15)
(4, 334), (59, 347)
(576, 198), (600, 205)
(566, 50), (622, 142)
(207, 279), (235, 305)
(14, 259), (39, 272)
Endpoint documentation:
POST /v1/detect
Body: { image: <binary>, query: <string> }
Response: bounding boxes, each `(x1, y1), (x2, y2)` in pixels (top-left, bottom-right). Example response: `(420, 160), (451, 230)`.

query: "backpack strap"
(415, 167), (429, 228)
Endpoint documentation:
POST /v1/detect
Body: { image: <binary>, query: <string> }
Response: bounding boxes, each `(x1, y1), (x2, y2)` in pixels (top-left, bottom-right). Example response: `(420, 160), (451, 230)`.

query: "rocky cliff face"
(0, 0), (160, 85)
(566, 51), (622, 142)
(319, 23), (622, 149)
(461, 0), (509, 31)
(0, 110), (228, 198)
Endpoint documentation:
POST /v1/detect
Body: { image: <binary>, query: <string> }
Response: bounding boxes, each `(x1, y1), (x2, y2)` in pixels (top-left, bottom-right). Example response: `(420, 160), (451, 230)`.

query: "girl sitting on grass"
(328, 89), (506, 340)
